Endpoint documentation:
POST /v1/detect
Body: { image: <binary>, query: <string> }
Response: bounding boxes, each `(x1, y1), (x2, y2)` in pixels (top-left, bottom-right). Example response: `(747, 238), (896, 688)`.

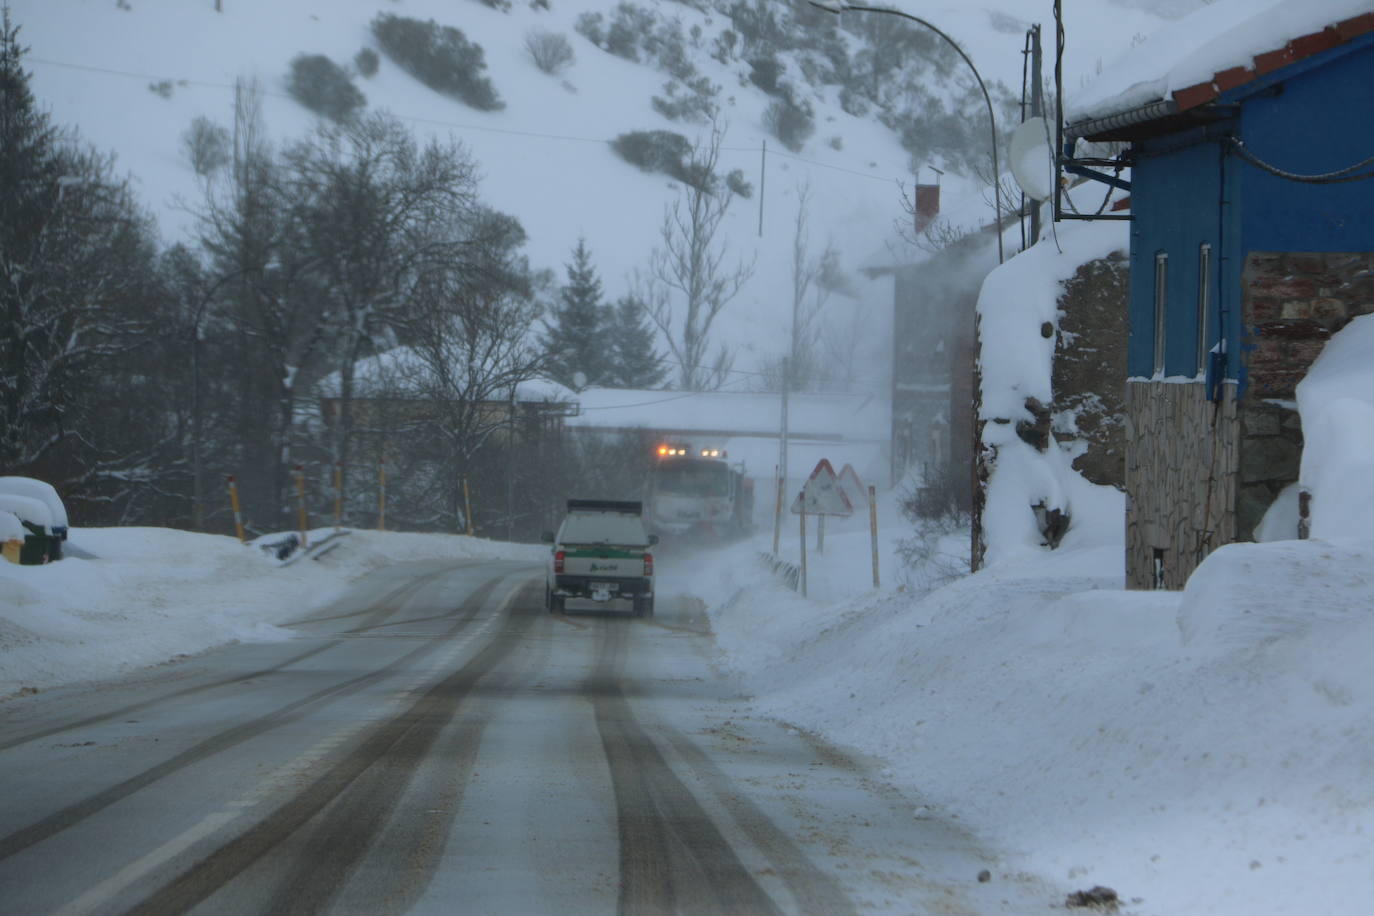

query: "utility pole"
(758, 140), (767, 238)
(1029, 24), (1045, 245)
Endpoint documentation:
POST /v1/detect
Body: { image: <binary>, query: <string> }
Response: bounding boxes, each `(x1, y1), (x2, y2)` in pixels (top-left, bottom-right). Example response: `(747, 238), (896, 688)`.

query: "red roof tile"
(1334, 12), (1374, 41)
(1212, 66), (1255, 92)
(1172, 80), (1219, 111)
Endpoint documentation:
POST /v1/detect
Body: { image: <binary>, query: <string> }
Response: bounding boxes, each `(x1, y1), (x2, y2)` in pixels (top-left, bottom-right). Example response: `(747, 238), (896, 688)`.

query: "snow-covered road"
(0, 555), (1060, 914)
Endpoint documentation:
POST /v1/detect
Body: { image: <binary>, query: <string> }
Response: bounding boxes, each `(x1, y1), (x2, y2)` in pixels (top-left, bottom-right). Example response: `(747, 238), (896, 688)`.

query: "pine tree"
(608, 295), (667, 389)
(541, 238), (609, 389)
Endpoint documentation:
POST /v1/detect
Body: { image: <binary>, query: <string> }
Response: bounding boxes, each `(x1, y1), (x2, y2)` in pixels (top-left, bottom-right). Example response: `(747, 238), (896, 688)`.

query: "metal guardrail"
(758, 552), (800, 592)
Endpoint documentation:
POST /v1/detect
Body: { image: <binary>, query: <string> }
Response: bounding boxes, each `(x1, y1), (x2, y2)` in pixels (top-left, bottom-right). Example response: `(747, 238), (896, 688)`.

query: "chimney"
(915, 183), (940, 234)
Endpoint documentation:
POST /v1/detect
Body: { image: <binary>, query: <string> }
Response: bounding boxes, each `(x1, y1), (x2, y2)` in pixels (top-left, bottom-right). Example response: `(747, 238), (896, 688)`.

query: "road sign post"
(790, 459), (853, 589)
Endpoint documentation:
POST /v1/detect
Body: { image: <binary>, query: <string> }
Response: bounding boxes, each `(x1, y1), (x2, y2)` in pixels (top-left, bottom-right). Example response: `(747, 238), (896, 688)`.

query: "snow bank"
(705, 525), (1374, 915)
(975, 220), (1129, 565)
(0, 527), (541, 698)
(1295, 313), (1374, 542)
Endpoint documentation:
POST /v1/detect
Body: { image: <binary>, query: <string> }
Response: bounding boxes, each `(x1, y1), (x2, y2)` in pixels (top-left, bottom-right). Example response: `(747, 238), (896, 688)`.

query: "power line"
(27, 55), (905, 185)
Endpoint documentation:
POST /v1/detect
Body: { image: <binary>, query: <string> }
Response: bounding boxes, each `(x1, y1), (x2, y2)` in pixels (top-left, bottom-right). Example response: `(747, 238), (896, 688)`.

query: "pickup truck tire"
(634, 595), (654, 618)
(545, 585), (564, 615)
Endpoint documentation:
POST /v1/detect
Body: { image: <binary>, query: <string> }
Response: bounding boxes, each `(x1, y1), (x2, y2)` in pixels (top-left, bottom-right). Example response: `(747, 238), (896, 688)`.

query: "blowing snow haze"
(13, 0), (1199, 378)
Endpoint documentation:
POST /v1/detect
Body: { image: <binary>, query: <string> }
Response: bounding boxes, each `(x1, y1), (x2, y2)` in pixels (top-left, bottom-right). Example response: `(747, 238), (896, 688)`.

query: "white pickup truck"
(542, 499), (657, 617)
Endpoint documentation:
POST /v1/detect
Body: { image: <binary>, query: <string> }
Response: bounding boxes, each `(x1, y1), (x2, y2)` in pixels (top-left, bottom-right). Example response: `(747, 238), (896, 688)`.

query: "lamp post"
(808, 1), (1004, 263)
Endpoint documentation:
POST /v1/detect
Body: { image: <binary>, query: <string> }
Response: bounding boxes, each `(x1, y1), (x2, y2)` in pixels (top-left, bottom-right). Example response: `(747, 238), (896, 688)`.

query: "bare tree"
(281, 111), (480, 494)
(194, 77), (325, 527)
(395, 208), (545, 532)
(637, 121), (755, 390)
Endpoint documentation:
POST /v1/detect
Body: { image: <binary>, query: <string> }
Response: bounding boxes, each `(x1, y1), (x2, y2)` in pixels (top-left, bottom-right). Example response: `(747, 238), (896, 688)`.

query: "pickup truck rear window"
(558, 513), (650, 546)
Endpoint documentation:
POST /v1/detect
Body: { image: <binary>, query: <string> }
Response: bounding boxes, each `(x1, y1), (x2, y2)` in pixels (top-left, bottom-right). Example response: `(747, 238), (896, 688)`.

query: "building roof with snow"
(566, 388), (888, 443)
(1066, 0), (1374, 140)
(317, 347), (577, 405)
(567, 387), (892, 487)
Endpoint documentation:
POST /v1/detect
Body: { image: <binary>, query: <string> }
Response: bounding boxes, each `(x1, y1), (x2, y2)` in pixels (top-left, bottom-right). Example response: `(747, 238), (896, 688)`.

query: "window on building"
(1153, 252), (1168, 376)
(1197, 243), (1212, 376)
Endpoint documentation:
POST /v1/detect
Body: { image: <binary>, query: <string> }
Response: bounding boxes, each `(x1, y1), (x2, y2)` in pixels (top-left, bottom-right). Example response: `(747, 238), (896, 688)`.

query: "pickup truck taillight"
(554, 550), (565, 574)
(643, 553), (653, 576)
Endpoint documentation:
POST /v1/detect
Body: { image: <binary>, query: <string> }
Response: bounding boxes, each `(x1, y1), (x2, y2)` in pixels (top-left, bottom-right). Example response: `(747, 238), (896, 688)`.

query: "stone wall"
(1236, 401), (1303, 541)
(1243, 251), (1374, 397)
(1125, 381), (1238, 590)
(1235, 251), (1374, 538)
(1053, 252), (1129, 488)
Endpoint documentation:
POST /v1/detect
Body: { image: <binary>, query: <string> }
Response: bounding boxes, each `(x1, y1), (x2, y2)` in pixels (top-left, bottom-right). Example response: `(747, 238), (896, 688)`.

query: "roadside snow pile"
(976, 221), (1129, 565)
(705, 531), (1374, 916)
(1295, 312), (1374, 541)
(0, 527), (541, 698)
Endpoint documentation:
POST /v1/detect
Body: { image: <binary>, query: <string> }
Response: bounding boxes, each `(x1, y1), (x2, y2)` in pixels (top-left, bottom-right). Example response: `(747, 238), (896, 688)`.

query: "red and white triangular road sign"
(790, 459), (853, 517)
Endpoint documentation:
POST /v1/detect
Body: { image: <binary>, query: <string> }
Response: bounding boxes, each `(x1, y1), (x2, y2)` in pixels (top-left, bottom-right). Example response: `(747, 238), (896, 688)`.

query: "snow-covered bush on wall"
(975, 221), (1130, 567)
(286, 54), (366, 122)
(371, 14), (504, 112)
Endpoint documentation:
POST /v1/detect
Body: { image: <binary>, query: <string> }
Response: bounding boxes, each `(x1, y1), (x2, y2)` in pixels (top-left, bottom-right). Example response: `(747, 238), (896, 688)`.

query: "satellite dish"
(1009, 116), (1055, 201)
(572, 371), (588, 390)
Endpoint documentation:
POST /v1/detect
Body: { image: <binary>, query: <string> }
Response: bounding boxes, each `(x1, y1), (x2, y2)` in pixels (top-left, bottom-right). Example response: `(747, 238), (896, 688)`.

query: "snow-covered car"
(543, 499), (657, 617)
(0, 476), (68, 541)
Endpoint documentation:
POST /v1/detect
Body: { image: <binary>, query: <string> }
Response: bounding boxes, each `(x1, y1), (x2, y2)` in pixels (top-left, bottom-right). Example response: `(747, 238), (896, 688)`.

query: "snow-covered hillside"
(13, 0), (1194, 381)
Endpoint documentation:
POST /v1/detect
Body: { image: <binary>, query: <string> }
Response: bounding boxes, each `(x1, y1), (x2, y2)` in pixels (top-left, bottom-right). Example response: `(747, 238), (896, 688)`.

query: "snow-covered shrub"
(181, 116), (229, 177)
(611, 129), (692, 182)
(371, 14), (504, 112)
(650, 76), (719, 123)
(286, 54), (366, 121)
(747, 55), (785, 96)
(525, 28), (575, 74)
(724, 168), (752, 198)
(711, 29), (737, 63)
(573, 12), (604, 48)
(354, 47), (379, 78)
(763, 95), (814, 152)
(605, 4), (653, 61)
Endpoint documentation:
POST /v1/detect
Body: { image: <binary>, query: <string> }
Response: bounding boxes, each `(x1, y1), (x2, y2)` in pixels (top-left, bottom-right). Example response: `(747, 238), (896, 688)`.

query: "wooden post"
(817, 514), (825, 554)
(227, 476), (245, 543)
(798, 496), (808, 598)
(463, 475), (474, 536)
(869, 485), (880, 587)
(333, 462), (343, 531)
(772, 472), (784, 555)
(378, 457), (386, 531)
(294, 465), (309, 548)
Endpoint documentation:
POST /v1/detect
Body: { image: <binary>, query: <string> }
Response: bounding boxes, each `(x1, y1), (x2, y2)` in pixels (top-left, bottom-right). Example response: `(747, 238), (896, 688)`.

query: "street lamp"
(808, 1), (1004, 263)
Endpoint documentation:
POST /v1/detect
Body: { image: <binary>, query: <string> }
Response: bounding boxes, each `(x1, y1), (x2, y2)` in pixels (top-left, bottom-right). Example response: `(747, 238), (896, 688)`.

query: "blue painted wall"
(1126, 34), (1374, 385)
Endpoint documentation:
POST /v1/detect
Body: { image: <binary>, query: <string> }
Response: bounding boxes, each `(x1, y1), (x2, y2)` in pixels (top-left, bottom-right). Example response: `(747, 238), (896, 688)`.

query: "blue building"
(1066, 9), (1374, 588)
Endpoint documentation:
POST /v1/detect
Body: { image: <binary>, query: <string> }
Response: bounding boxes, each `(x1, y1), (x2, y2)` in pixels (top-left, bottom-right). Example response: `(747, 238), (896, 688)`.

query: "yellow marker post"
(333, 462), (343, 531)
(772, 474), (784, 555)
(378, 458), (386, 532)
(227, 476), (246, 543)
(463, 475), (474, 536)
(869, 485), (880, 588)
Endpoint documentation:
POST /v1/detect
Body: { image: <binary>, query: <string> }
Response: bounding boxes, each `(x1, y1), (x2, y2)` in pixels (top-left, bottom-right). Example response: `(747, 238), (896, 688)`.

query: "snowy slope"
(13, 0), (1194, 383)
